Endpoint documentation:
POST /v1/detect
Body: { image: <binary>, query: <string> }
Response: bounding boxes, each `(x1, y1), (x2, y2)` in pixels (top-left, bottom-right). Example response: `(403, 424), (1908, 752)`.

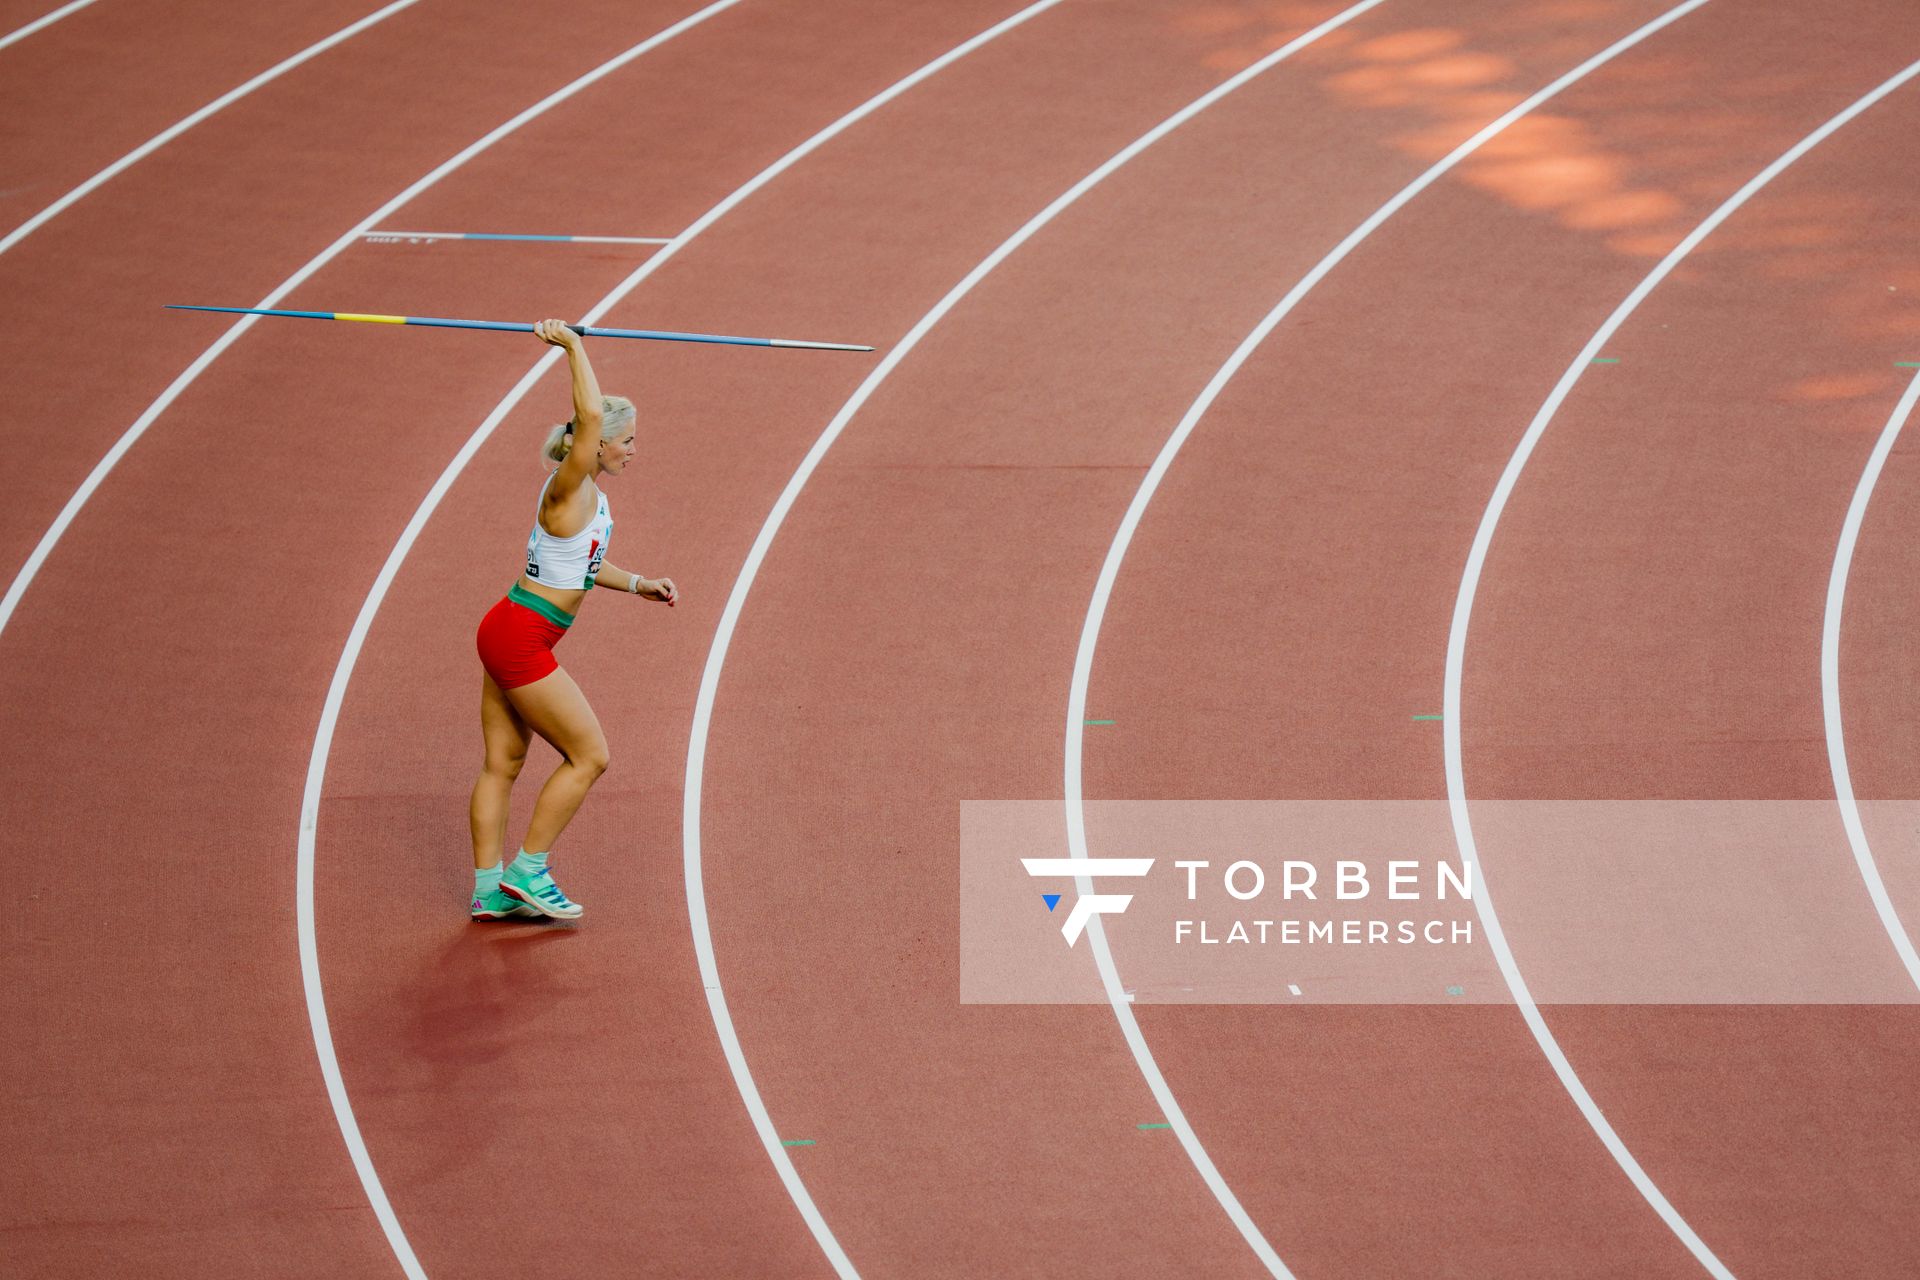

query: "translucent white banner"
(959, 801), (1920, 1004)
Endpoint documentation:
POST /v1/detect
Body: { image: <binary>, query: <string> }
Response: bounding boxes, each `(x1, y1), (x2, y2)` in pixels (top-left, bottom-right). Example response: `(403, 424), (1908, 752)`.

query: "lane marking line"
(1821, 366), (1920, 991)
(0, 0), (423, 257)
(687, 4), (1392, 1274)
(1444, 55), (1920, 1280)
(1061, 2), (1718, 1273)
(0, 0), (97, 53)
(296, 5), (1084, 1277)
(364, 230), (674, 244)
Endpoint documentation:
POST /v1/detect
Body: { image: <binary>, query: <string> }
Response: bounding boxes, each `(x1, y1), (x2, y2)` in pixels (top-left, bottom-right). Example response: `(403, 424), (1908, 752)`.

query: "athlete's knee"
(573, 741), (611, 780)
(484, 746), (527, 781)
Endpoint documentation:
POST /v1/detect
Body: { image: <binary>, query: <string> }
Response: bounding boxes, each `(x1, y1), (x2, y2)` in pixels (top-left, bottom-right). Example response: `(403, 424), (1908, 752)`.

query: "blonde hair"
(542, 395), (637, 465)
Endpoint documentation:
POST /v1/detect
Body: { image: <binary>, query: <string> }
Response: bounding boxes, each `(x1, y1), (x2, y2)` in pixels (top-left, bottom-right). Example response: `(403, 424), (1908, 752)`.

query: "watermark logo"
(1020, 858), (1154, 945)
(966, 799), (1912, 1006)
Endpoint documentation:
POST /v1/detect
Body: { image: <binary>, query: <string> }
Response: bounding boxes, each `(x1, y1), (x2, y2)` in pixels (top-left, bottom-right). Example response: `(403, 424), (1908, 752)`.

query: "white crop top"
(523, 475), (613, 590)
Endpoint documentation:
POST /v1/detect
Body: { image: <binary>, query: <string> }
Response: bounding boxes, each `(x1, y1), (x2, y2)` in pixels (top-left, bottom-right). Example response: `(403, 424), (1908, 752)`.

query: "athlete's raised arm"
(535, 318), (603, 501)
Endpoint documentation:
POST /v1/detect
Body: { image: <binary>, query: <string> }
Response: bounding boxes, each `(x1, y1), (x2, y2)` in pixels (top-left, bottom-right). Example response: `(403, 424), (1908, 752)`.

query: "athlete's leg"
(502, 665), (610, 854)
(471, 671), (532, 869)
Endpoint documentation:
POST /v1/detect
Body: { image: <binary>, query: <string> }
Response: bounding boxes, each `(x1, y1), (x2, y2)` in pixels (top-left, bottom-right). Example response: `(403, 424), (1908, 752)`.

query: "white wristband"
(628, 575), (643, 594)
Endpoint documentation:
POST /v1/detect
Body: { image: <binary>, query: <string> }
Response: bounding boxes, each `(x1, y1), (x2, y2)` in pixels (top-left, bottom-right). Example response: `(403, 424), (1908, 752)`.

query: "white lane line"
(1822, 367), (1920, 991)
(687, 3), (1389, 1274)
(1063, 2), (1709, 1273)
(0, 0), (97, 53)
(1444, 58), (1920, 1280)
(0, 0), (748, 641)
(0, 0), (422, 257)
(365, 231), (674, 244)
(297, 3), (1076, 1275)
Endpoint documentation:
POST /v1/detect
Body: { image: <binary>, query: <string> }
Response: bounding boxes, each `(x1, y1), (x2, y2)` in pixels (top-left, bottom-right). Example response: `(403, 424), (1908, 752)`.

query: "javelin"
(165, 304), (875, 352)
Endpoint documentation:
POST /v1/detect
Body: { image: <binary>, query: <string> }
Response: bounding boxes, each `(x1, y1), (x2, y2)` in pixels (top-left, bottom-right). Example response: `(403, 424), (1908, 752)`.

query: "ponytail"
(539, 395), (636, 467)
(542, 422), (572, 465)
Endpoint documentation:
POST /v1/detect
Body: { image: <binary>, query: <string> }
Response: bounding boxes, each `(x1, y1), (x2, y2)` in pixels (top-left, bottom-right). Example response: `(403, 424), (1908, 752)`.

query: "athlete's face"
(597, 429), (638, 476)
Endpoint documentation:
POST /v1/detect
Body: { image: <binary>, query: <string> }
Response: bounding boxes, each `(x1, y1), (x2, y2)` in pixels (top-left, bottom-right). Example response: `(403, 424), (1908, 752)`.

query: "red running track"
(6, 1), (1920, 1277)
(0, 0), (390, 234)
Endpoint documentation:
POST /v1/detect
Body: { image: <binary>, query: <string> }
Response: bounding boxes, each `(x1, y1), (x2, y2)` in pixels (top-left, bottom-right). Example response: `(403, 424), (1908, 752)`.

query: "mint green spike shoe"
(471, 887), (537, 921)
(500, 860), (583, 920)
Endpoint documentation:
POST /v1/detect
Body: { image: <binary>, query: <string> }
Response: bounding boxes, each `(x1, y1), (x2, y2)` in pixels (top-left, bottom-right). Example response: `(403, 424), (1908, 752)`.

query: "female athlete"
(468, 319), (677, 920)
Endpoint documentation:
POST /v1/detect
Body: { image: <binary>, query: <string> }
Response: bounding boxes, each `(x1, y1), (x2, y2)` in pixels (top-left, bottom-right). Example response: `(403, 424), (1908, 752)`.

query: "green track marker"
(1445, 985), (1465, 997)
(1138, 1122), (1172, 1130)
(782, 1139), (816, 1147)
(1898, 361), (1920, 368)
(1085, 719), (1115, 726)
(1591, 357), (1620, 364)
(1412, 714), (1443, 721)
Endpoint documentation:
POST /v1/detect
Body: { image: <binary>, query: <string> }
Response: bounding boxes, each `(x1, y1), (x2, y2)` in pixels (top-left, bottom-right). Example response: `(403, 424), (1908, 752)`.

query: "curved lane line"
(0, 0), (746, 640)
(297, 4), (1077, 1275)
(683, 4), (1393, 1275)
(0, 0), (422, 257)
(1063, 2), (1712, 1272)
(0, 0), (98, 53)
(1443, 57), (1920, 1280)
(1822, 367), (1920, 991)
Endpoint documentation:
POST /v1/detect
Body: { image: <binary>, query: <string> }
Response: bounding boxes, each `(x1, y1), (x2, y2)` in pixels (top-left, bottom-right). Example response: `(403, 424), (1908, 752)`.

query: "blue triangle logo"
(1042, 894), (1062, 912)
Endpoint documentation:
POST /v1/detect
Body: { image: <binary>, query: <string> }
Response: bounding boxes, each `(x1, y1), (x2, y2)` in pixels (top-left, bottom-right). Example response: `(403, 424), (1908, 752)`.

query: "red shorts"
(476, 585), (574, 690)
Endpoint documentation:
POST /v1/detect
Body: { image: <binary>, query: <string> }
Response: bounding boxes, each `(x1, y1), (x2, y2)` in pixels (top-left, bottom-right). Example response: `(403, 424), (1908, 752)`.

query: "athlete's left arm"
(597, 564), (677, 605)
